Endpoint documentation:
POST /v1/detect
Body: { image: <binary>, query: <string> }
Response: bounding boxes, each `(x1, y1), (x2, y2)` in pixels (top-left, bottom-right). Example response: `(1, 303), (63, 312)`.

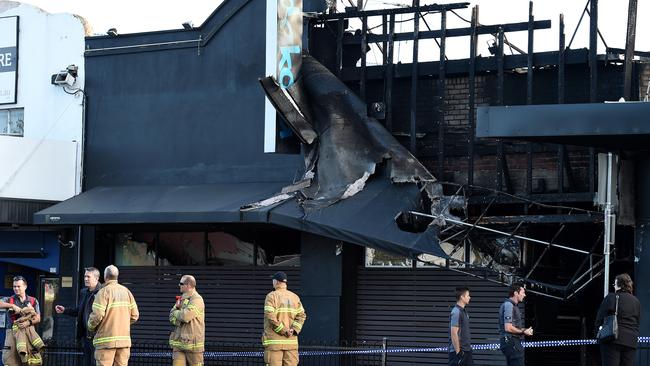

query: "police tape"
(44, 337), (650, 359)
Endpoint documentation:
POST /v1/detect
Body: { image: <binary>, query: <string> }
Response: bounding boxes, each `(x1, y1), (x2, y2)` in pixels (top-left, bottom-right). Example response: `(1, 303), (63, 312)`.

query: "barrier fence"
(39, 337), (650, 366)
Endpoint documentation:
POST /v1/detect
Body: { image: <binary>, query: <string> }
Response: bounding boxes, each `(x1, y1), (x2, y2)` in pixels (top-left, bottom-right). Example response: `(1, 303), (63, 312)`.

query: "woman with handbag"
(595, 273), (641, 366)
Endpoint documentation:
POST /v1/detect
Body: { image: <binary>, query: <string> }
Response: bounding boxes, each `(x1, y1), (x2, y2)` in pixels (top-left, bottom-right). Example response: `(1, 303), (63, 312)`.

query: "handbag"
(597, 294), (619, 343)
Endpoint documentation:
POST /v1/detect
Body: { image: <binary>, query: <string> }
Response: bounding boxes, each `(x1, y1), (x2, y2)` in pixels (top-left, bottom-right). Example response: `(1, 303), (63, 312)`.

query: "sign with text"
(276, 0), (302, 89)
(0, 16), (18, 105)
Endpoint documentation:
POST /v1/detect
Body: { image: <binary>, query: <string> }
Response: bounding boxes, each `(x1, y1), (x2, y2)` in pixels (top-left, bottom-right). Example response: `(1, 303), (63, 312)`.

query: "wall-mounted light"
(106, 28), (118, 37)
(182, 21), (193, 30)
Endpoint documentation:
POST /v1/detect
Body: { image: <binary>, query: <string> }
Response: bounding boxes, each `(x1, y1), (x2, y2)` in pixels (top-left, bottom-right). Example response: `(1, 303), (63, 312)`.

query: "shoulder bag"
(597, 294), (619, 343)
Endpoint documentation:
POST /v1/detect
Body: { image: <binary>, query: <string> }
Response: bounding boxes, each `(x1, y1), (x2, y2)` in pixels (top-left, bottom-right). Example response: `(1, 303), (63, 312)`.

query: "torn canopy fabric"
(257, 54), (448, 259)
(260, 55), (443, 210)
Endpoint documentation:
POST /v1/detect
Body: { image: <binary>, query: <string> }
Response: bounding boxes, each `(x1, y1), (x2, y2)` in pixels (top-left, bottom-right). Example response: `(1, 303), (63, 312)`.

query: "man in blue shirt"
(449, 287), (472, 366)
(498, 283), (533, 366)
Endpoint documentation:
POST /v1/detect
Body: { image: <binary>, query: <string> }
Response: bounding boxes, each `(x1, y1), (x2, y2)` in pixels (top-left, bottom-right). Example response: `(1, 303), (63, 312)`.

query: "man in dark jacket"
(55, 267), (102, 366)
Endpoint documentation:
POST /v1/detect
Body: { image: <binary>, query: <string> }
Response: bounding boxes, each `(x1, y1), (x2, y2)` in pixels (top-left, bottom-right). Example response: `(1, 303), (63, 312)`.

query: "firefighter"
(169, 275), (205, 366)
(0, 276), (41, 366)
(87, 265), (139, 366)
(263, 271), (307, 366)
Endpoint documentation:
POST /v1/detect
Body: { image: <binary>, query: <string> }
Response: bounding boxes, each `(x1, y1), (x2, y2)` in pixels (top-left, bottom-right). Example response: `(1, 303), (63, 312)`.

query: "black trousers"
(600, 343), (636, 366)
(500, 337), (524, 366)
(448, 351), (474, 366)
(81, 336), (96, 366)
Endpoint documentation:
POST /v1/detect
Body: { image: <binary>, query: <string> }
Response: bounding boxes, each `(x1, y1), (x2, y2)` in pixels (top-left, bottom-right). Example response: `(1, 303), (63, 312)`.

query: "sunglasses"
(13, 276), (25, 282)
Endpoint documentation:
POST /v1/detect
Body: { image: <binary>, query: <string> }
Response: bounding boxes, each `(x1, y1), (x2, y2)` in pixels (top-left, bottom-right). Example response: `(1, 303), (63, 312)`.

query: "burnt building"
(34, 0), (650, 365)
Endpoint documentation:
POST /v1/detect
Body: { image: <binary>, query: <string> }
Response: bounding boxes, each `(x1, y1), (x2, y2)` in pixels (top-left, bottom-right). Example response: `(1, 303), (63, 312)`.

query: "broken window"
(365, 248), (412, 267)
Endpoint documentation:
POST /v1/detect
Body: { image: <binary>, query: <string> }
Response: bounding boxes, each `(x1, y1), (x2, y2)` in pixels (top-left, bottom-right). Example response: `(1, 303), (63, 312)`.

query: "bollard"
(381, 337), (387, 366)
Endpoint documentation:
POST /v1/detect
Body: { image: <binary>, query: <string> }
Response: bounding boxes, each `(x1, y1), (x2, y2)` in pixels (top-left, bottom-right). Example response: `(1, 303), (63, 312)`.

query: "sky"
(18, 0), (650, 62)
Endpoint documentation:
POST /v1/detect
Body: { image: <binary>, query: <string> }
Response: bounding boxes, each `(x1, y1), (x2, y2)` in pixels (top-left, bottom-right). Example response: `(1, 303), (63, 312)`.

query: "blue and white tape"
(44, 337), (650, 359)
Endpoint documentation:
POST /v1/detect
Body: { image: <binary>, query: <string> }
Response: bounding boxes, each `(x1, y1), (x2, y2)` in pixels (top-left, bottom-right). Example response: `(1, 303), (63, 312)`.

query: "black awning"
(33, 183), (287, 225)
(476, 102), (650, 150)
(34, 181), (444, 258)
(267, 178), (443, 258)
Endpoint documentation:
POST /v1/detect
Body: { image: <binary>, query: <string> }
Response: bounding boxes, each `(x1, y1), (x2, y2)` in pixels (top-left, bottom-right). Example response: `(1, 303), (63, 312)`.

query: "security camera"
(182, 21), (193, 30)
(106, 28), (118, 37)
(52, 71), (75, 86)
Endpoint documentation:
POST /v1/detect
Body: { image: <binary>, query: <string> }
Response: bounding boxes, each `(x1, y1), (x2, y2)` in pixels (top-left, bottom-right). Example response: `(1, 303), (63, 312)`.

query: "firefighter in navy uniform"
(263, 272), (306, 366)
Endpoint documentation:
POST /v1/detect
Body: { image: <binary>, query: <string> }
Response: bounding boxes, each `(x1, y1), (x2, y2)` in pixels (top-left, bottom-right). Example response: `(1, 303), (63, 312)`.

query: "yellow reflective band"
(275, 306), (305, 314)
(291, 321), (303, 330)
(92, 302), (106, 310)
(16, 342), (26, 347)
(93, 336), (131, 345)
(274, 323), (284, 333)
(169, 340), (205, 350)
(106, 301), (133, 309)
(263, 339), (298, 346)
(186, 304), (204, 316)
(32, 338), (44, 346)
(129, 302), (137, 309)
(264, 306), (276, 313)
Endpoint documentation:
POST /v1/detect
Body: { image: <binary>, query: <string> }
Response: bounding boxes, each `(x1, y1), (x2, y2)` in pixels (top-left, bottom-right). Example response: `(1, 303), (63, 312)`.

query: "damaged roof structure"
(30, 0), (650, 363)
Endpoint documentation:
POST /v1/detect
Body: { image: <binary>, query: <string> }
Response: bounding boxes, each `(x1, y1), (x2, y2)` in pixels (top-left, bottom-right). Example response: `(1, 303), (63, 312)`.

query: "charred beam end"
(477, 214), (603, 225)
(258, 77), (317, 145)
(342, 20), (551, 45)
(317, 3), (469, 20)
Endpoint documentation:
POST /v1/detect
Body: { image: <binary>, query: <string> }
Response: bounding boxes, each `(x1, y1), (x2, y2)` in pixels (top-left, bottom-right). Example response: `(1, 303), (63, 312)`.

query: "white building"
(1, 1), (88, 201)
(0, 0), (89, 342)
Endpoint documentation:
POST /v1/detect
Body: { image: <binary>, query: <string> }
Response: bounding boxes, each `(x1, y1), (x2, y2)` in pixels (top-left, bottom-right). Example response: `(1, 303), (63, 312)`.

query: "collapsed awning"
(34, 181), (444, 258)
(476, 102), (650, 150)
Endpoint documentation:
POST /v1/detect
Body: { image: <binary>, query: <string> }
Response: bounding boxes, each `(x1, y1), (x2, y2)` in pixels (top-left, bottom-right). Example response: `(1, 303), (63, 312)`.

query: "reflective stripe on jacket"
(169, 290), (205, 352)
(262, 282), (306, 351)
(87, 280), (139, 349)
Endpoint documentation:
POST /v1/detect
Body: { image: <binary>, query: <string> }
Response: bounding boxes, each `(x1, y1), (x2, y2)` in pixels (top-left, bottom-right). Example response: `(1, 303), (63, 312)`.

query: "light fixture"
(182, 21), (193, 30)
(106, 28), (118, 36)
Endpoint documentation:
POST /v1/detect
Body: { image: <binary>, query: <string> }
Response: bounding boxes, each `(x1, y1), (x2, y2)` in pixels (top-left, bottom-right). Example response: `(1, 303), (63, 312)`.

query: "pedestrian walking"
(263, 271), (306, 366)
(498, 283), (533, 366)
(55, 267), (102, 366)
(169, 275), (205, 366)
(87, 265), (139, 366)
(449, 287), (473, 366)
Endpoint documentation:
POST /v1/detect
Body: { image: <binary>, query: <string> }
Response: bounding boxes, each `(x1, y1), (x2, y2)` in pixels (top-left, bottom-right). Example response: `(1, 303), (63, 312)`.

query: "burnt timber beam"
(607, 47), (650, 58)
(342, 20), (552, 45)
(317, 3), (469, 20)
(477, 214), (603, 225)
(340, 49), (589, 81)
(468, 192), (595, 205)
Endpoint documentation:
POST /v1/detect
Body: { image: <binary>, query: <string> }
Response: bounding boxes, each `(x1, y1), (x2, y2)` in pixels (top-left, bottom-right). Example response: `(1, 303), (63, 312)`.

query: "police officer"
(263, 272), (306, 366)
(498, 283), (533, 366)
(449, 287), (473, 366)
